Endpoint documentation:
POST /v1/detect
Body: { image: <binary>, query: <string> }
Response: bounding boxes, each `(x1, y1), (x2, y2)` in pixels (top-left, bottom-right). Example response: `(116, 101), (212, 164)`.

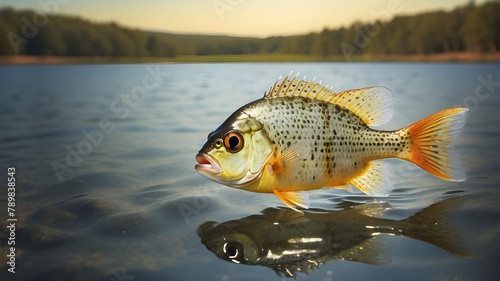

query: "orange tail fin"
(403, 108), (468, 181)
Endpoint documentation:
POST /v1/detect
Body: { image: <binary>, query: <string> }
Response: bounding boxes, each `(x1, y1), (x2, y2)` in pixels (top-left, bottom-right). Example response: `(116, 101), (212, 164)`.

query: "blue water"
(0, 63), (499, 281)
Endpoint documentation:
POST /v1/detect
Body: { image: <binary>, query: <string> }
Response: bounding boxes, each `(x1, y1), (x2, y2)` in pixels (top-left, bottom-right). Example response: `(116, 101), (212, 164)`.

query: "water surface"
(0, 63), (499, 281)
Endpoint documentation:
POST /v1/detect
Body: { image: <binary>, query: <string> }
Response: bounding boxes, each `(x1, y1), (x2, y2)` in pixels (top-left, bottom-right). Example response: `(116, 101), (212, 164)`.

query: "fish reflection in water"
(197, 196), (469, 278)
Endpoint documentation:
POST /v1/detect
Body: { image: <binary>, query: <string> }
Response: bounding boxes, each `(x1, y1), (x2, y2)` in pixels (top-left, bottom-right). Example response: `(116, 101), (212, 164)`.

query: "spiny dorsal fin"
(265, 74), (394, 126)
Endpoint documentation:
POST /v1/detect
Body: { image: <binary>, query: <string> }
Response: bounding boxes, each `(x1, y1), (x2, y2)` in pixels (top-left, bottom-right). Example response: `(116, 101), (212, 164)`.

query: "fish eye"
(214, 138), (223, 149)
(223, 242), (243, 260)
(223, 131), (244, 153)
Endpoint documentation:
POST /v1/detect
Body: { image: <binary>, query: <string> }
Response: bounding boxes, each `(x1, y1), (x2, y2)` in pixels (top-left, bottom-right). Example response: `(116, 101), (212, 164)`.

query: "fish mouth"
(195, 153), (223, 176)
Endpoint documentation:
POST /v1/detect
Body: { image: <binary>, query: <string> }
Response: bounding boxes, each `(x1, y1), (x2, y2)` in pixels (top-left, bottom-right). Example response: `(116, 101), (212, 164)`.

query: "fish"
(197, 196), (470, 278)
(195, 74), (468, 211)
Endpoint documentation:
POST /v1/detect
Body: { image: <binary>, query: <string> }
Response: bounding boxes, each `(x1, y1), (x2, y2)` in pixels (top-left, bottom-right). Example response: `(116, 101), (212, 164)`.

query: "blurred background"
(0, 0), (498, 63)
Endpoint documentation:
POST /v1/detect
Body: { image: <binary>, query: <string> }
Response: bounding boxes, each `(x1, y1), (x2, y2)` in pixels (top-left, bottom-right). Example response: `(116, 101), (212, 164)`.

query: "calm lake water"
(0, 62), (499, 281)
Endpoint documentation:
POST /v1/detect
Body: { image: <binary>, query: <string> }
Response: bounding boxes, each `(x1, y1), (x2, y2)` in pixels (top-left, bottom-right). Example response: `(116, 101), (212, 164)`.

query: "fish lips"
(195, 153), (223, 177)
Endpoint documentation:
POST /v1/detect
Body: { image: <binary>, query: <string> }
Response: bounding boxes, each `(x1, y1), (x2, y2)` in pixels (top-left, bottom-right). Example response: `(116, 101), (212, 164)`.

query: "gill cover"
(231, 115), (273, 186)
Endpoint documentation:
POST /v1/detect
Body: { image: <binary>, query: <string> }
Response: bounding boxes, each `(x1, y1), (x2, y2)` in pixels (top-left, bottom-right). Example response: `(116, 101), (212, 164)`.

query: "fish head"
(197, 221), (260, 264)
(195, 112), (273, 188)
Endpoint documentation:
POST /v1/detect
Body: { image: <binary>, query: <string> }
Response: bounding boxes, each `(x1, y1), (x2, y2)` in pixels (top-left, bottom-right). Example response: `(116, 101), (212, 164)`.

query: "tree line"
(0, 1), (498, 58)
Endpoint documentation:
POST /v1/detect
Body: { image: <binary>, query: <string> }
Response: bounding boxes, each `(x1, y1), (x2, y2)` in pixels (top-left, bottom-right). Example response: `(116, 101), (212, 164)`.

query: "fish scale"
(195, 74), (468, 210)
(243, 96), (406, 191)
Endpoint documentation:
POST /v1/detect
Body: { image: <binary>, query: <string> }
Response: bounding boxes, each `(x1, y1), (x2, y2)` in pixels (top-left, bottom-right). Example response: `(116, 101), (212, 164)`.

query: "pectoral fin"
(267, 140), (308, 176)
(273, 190), (310, 213)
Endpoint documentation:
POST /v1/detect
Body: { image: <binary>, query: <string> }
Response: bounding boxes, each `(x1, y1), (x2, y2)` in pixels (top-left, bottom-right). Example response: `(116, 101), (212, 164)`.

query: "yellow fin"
(267, 140), (308, 175)
(265, 74), (394, 126)
(328, 87), (394, 126)
(404, 108), (468, 181)
(348, 160), (393, 196)
(273, 190), (310, 212)
(266, 75), (327, 99)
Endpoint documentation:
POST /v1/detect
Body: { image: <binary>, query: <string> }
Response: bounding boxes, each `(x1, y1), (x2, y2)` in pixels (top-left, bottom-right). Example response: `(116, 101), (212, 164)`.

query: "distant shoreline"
(1, 52), (499, 65)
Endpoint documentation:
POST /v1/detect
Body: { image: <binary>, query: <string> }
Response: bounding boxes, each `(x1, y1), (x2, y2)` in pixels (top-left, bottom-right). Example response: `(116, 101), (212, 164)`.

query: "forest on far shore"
(0, 1), (498, 59)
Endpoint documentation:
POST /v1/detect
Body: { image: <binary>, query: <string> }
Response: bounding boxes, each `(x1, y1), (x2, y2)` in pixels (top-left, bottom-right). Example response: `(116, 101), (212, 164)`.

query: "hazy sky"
(1, 0), (486, 37)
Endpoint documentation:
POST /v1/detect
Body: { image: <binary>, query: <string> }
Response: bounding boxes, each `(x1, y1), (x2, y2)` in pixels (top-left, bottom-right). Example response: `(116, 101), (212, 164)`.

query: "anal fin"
(273, 190), (310, 212)
(348, 160), (392, 196)
(335, 236), (392, 265)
